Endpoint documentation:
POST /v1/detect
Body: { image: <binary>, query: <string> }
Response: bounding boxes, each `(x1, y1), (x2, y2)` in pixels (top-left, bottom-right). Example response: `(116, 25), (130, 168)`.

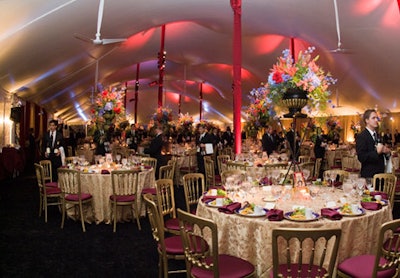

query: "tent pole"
(231, 0), (242, 154)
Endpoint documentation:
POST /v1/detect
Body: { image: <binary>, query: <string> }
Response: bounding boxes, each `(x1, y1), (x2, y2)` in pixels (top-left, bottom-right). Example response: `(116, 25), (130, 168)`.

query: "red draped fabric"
(231, 0), (242, 154)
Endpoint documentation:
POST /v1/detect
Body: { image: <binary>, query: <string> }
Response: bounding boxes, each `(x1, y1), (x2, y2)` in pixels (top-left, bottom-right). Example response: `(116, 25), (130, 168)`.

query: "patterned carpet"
(0, 173), (187, 278)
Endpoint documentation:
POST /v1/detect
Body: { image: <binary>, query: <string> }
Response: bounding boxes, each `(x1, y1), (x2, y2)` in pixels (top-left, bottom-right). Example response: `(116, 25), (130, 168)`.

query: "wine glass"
(302, 169), (310, 182)
(116, 154), (122, 164)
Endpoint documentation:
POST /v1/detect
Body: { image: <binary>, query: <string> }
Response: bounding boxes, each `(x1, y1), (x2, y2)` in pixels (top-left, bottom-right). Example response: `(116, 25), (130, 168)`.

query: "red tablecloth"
(1, 147), (25, 178)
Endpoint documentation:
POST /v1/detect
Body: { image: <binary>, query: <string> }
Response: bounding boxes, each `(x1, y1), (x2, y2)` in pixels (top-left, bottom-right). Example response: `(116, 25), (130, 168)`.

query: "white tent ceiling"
(1, 0), (400, 125)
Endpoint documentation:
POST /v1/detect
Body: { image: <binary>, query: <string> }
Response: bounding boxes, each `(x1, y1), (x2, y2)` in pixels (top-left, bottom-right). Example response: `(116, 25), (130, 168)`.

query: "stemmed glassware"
(302, 169), (310, 182)
(116, 154), (122, 164)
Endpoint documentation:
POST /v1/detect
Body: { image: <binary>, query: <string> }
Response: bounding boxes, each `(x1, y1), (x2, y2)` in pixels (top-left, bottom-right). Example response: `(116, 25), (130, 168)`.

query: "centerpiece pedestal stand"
(280, 88), (311, 185)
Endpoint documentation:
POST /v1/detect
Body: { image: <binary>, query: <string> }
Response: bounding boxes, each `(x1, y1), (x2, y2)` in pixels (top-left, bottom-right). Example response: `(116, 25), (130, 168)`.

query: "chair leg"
(133, 203), (141, 230)
(44, 198), (48, 223)
(79, 202), (86, 232)
(113, 203), (117, 233)
(61, 201), (66, 229)
(158, 254), (163, 278)
(39, 194), (43, 217)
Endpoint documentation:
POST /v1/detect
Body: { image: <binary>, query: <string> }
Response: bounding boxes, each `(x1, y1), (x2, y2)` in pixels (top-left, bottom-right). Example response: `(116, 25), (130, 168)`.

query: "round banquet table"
(68, 167), (155, 224)
(196, 187), (393, 278)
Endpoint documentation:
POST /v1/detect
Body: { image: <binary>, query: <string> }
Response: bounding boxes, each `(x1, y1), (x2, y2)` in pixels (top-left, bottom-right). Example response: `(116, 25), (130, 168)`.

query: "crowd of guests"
(33, 114), (400, 183)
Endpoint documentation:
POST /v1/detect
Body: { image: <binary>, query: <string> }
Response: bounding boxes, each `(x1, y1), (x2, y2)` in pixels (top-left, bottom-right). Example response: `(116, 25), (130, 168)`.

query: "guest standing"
(261, 125), (277, 155)
(144, 125), (164, 178)
(42, 119), (64, 181)
(196, 124), (213, 176)
(313, 128), (327, 178)
(356, 109), (391, 178)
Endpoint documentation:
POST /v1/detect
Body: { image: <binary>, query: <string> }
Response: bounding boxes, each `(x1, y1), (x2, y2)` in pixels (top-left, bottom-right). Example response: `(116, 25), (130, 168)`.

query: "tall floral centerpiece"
(91, 89), (125, 129)
(265, 47), (336, 118)
(177, 112), (194, 137)
(151, 107), (174, 135)
(153, 107), (173, 125)
(244, 87), (275, 138)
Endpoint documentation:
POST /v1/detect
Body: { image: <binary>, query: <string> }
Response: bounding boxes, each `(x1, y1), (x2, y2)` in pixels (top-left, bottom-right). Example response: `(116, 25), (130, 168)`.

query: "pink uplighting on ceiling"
(124, 28), (156, 50)
(202, 83), (215, 94)
(252, 34), (285, 55)
(381, 1), (400, 27)
(165, 92), (180, 102)
(353, 0), (382, 15)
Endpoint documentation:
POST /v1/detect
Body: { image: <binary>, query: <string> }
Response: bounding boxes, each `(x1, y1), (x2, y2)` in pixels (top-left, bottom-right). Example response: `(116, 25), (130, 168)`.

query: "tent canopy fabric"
(1, 0), (400, 125)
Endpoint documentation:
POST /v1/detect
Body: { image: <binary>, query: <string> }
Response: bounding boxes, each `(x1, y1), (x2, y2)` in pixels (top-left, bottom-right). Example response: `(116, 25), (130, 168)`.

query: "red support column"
(134, 63), (140, 124)
(158, 25), (166, 108)
(231, 0), (242, 154)
(199, 82), (203, 120)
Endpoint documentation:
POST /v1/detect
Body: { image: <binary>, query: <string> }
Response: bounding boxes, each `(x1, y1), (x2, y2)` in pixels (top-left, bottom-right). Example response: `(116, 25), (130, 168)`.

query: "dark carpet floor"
(0, 172), (187, 278)
(2, 171), (400, 278)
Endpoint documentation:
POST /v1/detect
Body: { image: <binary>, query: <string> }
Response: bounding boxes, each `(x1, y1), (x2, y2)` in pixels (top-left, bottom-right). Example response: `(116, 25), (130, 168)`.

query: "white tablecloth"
(197, 187), (393, 277)
(75, 168), (155, 224)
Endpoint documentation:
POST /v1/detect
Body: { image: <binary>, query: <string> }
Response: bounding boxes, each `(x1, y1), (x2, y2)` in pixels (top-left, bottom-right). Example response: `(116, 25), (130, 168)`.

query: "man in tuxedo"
(93, 123), (108, 155)
(144, 125), (164, 177)
(261, 125), (277, 156)
(356, 109), (391, 178)
(42, 119), (64, 181)
(196, 124), (213, 176)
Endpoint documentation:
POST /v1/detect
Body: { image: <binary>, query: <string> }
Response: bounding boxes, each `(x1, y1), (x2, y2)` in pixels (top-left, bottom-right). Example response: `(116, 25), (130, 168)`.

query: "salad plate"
(284, 211), (320, 222)
(337, 206), (365, 217)
(234, 208), (267, 217)
(205, 198), (232, 208)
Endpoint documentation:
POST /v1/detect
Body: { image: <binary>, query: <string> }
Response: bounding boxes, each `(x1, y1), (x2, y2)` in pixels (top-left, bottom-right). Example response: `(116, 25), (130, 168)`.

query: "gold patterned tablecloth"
(77, 168), (155, 224)
(196, 187), (393, 277)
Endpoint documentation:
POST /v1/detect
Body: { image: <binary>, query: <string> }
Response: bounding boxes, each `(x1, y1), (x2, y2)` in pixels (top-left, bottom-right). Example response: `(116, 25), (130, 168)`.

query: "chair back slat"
(143, 194), (165, 247)
(111, 169), (139, 196)
(177, 209), (219, 276)
(156, 179), (176, 220)
(183, 173), (205, 213)
(159, 164), (174, 180)
(216, 154), (230, 174)
(34, 163), (45, 191)
(58, 168), (81, 195)
(204, 157), (215, 189)
(39, 160), (53, 183)
(272, 228), (341, 278)
(375, 219), (400, 276)
(373, 173), (397, 207)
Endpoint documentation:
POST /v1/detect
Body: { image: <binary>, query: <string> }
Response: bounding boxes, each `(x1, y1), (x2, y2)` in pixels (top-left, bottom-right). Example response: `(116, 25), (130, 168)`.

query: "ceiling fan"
(328, 0), (353, 54)
(74, 0), (127, 45)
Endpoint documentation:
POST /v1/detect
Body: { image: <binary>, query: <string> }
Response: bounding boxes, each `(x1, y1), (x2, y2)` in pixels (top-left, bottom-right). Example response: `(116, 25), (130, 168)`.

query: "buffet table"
(196, 186), (392, 277)
(69, 166), (155, 224)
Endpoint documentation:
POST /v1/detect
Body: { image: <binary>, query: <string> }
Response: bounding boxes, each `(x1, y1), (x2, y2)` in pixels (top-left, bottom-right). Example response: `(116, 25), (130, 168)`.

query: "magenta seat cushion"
(191, 254), (254, 278)
(165, 217), (180, 232)
(141, 187), (157, 195)
(270, 264), (327, 277)
(383, 235), (400, 251)
(160, 235), (207, 255)
(338, 254), (397, 277)
(110, 195), (135, 202)
(65, 193), (92, 201)
(45, 181), (58, 188)
(45, 187), (61, 194)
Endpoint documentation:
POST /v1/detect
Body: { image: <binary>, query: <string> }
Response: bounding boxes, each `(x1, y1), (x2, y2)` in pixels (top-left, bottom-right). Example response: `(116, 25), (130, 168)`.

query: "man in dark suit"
(42, 119), (64, 181)
(144, 125), (164, 177)
(356, 109), (391, 178)
(261, 125), (277, 155)
(196, 124), (214, 176)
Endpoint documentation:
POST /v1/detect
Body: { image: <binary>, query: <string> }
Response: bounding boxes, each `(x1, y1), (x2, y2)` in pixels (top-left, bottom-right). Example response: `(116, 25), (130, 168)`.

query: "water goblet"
(116, 154), (122, 164)
(302, 169), (310, 182)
